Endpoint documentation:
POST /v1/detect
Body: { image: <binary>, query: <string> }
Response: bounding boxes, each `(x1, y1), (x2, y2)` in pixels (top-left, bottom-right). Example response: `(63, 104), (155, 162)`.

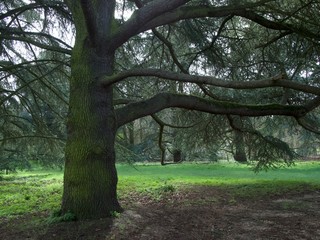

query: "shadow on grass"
(0, 212), (115, 240)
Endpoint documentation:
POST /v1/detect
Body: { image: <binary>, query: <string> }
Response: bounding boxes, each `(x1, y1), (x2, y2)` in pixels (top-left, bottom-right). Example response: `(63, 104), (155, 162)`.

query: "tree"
(1, 0), (320, 219)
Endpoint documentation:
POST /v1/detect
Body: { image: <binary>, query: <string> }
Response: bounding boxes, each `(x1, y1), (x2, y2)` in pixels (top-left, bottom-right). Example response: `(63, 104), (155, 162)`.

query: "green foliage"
(141, 182), (176, 200)
(157, 183), (175, 193)
(0, 1), (69, 171)
(250, 135), (297, 171)
(48, 209), (77, 224)
(109, 210), (121, 218)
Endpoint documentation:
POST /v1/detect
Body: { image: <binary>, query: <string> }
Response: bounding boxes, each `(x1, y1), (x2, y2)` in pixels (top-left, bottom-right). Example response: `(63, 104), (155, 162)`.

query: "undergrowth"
(47, 210), (77, 223)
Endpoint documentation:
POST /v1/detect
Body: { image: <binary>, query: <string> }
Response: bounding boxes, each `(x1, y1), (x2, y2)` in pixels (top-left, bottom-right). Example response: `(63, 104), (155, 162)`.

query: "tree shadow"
(37, 217), (114, 240)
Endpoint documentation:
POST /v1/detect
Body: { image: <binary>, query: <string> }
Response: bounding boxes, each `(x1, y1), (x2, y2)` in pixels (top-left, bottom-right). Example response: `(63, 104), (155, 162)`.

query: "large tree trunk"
(60, 0), (122, 220)
(61, 33), (122, 219)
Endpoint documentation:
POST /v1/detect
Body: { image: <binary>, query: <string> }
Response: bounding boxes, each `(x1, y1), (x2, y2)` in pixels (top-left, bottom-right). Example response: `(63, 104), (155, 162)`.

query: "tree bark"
(61, 1), (122, 218)
(173, 149), (182, 163)
(61, 42), (122, 218)
(228, 116), (247, 163)
(233, 130), (247, 163)
(61, 41), (122, 218)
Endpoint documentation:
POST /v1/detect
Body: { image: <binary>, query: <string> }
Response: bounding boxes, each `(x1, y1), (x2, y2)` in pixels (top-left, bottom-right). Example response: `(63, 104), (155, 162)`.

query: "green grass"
(0, 161), (319, 218)
(0, 171), (63, 217)
(117, 161), (319, 193)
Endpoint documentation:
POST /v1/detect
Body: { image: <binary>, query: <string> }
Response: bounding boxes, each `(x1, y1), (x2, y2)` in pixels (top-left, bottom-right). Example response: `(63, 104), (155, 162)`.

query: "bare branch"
(116, 93), (311, 127)
(102, 69), (320, 95)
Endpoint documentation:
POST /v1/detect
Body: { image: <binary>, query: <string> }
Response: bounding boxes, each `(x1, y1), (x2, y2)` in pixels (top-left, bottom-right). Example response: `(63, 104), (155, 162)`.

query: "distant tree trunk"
(173, 149), (182, 163)
(128, 122), (135, 145)
(233, 130), (247, 163)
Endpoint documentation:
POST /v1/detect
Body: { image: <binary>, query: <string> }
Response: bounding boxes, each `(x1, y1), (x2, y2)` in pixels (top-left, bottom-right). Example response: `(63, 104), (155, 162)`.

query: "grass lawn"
(0, 161), (319, 218)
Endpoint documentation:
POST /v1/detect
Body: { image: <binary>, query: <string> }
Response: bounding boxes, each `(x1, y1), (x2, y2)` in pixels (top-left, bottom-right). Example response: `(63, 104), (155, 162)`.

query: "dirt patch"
(1, 186), (320, 240)
(110, 187), (320, 240)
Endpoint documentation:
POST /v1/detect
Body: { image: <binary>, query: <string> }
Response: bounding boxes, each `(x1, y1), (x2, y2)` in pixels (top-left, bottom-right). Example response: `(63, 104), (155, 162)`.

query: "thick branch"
(109, 0), (190, 50)
(102, 69), (320, 95)
(134, 4), (318, 43)
(80, 0), (97, 44)
(137, 5), (289, 34)
(116, 93), (311, 127)
(108, 1), (319, 51)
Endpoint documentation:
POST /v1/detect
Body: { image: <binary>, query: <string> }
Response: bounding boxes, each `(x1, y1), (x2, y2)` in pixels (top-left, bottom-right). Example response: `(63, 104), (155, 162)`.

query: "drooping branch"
(152, 27), (188, 74)
(102, 68), (320, 95)
(151, 115), (166, 165)
(295, 116), (320, 135)
(113, 3), (319, 49)
(303, 96), (320, 112)
(151, 114), (196, 129)
(1, 28), (73, 51)
(255, 30), (293, 48)
(106, 1), (319, 53)
(1, 61), (69, 106)
(0, 135), (65, 143)
(151, 113), (195, 165)
(0, 1), (69, 21)
(1, 35), (72, 55)
(135, 5), (291, 36)
(115, 92), (314, 128)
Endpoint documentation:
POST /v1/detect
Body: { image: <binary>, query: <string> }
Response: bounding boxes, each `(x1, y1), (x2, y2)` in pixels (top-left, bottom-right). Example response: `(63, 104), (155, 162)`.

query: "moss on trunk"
(61, 26), (122, 218)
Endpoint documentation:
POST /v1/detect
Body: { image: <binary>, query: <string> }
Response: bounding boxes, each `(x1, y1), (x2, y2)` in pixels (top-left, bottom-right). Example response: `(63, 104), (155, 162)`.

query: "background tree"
(1, 0), (320, 219)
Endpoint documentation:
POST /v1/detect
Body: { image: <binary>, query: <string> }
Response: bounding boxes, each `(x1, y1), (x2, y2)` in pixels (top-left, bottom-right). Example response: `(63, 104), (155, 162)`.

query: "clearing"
(0, 162), (320, 239)
(1, 186), (320, 239)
